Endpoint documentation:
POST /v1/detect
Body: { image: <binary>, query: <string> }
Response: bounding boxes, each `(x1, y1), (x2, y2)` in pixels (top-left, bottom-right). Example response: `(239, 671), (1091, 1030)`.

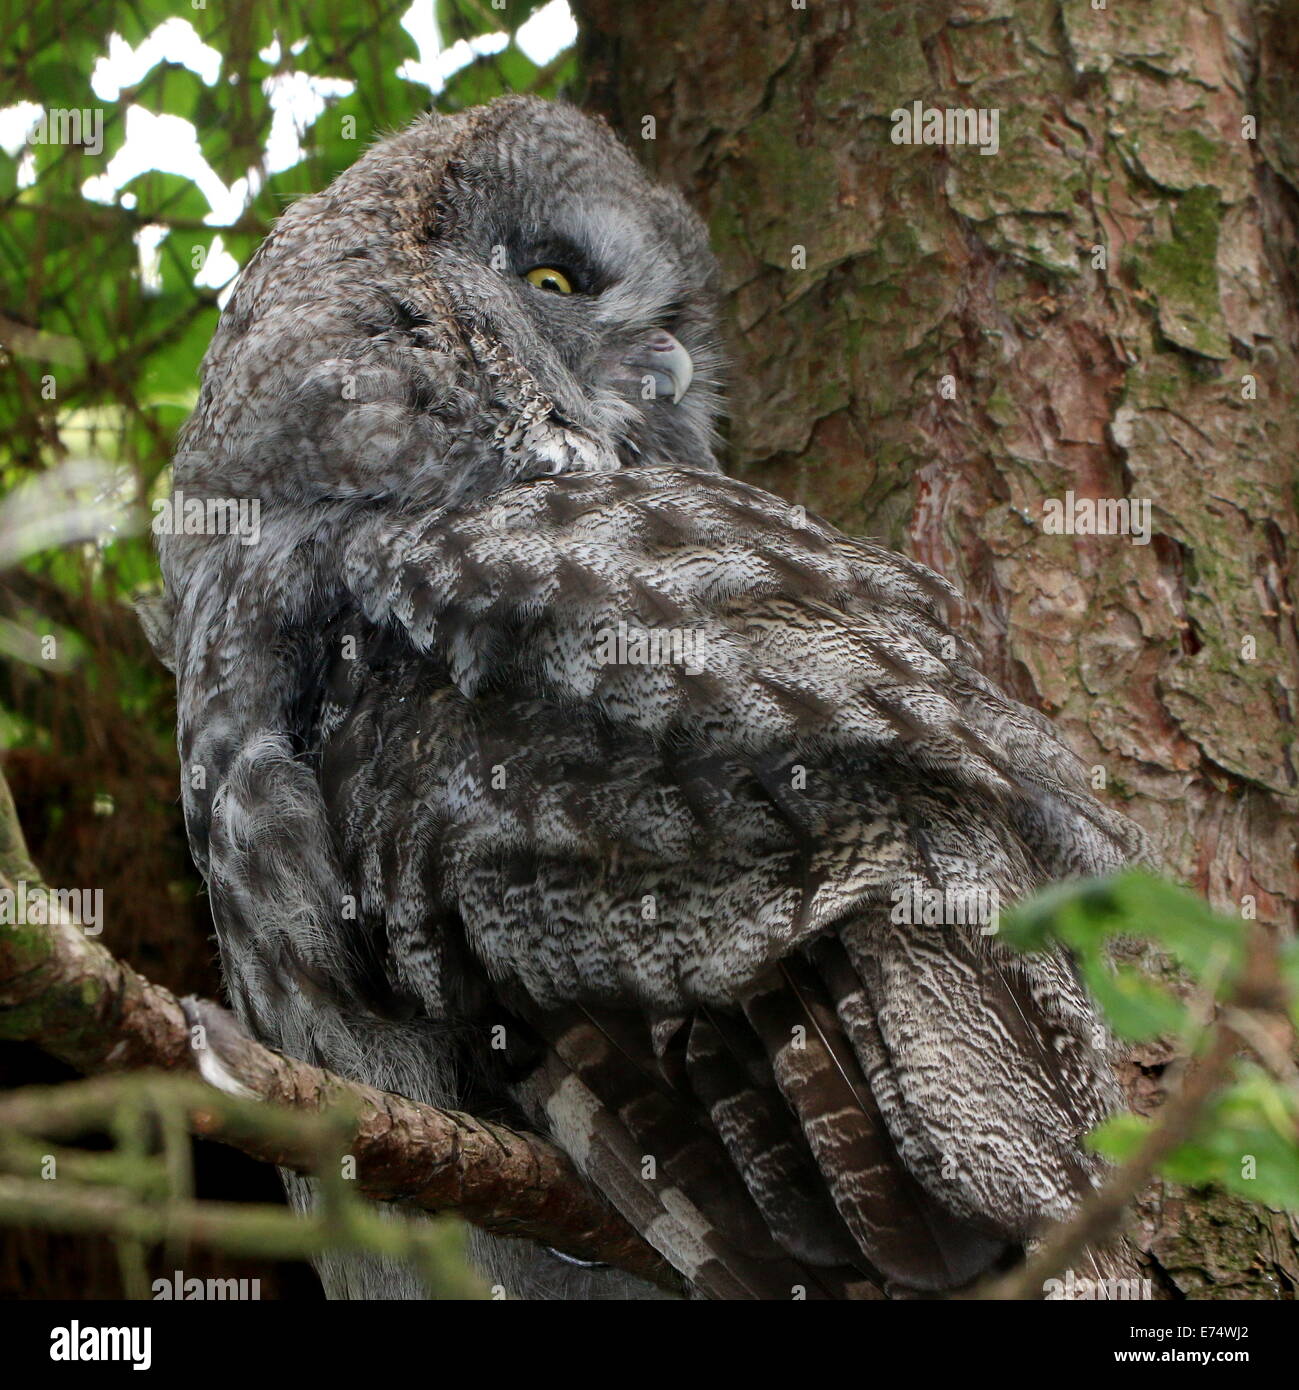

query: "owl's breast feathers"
(281, 465), (1144, 1297)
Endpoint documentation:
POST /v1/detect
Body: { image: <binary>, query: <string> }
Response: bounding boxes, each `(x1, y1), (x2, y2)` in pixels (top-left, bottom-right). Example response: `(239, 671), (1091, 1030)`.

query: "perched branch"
(0, 766), (677, 1292)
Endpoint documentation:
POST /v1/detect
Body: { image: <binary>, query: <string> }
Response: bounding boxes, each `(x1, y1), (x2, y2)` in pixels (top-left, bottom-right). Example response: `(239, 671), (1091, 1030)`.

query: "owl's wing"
(334, 465), (1144, 1297)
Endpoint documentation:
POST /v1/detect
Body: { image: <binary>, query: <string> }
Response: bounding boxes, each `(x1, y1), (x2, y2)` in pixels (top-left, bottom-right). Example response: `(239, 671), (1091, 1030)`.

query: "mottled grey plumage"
(154, 96), (1147, 1299)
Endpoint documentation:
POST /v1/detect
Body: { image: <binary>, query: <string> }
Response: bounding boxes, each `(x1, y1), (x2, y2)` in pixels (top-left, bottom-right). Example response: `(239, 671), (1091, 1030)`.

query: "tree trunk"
(574, 0), (1299, 1298)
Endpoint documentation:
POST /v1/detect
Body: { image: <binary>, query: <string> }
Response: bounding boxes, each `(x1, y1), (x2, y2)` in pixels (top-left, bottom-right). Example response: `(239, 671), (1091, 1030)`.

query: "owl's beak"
(622, 329), (694, 405)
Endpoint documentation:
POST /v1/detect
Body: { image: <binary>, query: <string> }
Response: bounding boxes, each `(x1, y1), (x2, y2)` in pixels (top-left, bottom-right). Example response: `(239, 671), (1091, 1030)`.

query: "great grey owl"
(152, 95), (1147, 1300)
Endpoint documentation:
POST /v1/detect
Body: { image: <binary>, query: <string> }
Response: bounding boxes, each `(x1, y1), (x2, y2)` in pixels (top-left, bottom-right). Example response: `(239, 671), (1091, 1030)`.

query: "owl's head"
(421, 97), (725, 474)
(184, 97), (725, 511)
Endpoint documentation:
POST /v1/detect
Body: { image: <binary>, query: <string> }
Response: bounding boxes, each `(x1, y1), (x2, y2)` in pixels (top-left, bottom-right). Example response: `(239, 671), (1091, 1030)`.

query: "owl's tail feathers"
(518, 1061), (812, 1300)
(739, 953), (1010, 1291)
(830, 913), (1119, 1243)
(730, 920), (1118, 1295)
(516, 913), (1114, 1299)
(517, 1009), (879, 1299)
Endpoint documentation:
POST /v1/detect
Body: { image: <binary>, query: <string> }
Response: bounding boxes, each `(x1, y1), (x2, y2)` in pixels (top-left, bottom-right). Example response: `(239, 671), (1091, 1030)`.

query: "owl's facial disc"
(421, 99), (725, 472)
(518, 262), (694, 404)
(488, 215), (719, 464)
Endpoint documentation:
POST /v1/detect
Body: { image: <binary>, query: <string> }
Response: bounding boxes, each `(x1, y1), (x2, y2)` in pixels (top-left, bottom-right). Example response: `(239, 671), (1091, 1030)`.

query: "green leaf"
(135, 63), (209, 126)
(28, 58), (89, 106)
(1002, 871), (1246, 994)
(119, 170), (212, 225)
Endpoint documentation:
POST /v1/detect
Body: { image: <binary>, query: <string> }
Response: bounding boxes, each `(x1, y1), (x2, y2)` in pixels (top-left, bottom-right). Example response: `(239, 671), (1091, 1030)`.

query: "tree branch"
(0, 765), (677, 1292)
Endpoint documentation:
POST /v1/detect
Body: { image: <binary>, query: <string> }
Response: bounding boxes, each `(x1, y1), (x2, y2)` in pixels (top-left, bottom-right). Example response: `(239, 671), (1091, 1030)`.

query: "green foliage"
(1003, 872), (1299, 1212)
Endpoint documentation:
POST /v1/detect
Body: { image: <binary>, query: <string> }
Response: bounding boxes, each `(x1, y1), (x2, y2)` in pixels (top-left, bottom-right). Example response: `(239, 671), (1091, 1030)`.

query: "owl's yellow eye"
(524, 266), (574, 295)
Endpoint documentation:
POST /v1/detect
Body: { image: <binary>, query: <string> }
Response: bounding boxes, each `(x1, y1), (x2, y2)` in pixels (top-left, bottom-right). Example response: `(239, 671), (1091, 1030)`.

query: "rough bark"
(575, 0), (1299, 1298)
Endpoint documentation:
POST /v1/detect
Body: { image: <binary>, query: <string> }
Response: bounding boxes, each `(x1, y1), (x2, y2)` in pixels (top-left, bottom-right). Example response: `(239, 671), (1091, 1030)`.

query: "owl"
(153, 96), (1147, 1300)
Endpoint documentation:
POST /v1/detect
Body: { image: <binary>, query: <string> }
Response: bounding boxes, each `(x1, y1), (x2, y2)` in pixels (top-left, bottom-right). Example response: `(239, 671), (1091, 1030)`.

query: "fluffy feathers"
(157, 96), (1146, 1300)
